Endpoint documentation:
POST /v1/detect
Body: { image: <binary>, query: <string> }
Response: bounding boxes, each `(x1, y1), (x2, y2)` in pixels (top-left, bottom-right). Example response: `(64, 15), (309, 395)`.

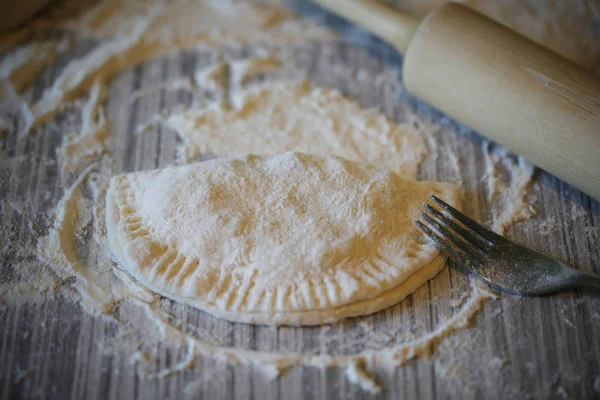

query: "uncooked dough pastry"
(106, 152), (458, 325)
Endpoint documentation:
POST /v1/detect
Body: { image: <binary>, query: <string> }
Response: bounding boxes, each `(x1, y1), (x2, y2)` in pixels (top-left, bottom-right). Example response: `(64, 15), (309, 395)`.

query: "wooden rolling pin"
(313, 0), (600, 201)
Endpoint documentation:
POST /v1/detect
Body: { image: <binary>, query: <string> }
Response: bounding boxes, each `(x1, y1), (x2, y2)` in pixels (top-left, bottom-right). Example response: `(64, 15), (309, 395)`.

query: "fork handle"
(567, 270), (600, 291)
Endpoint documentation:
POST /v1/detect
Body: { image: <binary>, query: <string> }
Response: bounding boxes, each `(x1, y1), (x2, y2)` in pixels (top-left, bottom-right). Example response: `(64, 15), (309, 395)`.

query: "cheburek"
(106, 152), (459, 326)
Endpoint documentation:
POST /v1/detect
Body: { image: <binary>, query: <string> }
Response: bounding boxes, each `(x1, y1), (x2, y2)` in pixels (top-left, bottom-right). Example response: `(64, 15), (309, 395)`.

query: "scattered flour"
(594, 376), (600, 393)
(345, 361), (382, 393)
(536, 214), (559, 236)
(58, 79), (110, 181)
(0, 39), (68, 93)
(165, 80), (428, 180)
(194, 61), (228, 95)
(230, 54), (281, 87)
(0, 0), (567, 394)
(448, 291), (469, 309)
(2, 0), (334, 133)
(570, 203), (588, 222)
(482, 142), (537, 234)
(434, 329), (518, 398)
(37, 164), (115, 316)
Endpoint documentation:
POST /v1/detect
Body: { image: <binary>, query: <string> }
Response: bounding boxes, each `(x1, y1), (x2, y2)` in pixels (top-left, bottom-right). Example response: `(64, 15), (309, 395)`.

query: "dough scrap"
(106, 152), (458, 325)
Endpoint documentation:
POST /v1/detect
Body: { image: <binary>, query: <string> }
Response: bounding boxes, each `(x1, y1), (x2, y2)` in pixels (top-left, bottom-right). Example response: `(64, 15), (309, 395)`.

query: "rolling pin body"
(313, 0), (600, 200)
(403, 4), (600, 200)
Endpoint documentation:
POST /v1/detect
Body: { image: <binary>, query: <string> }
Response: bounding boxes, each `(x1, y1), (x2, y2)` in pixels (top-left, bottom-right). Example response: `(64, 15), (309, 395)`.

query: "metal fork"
(415, 194), (600, 295)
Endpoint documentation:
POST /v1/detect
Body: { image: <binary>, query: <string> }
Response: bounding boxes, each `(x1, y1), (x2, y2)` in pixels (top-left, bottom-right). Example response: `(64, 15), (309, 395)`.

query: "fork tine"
(424, 203), (492, 252)
(429, 194), (501, 243)
(414, 219), (483, 267)
(419, 211), (487, 264)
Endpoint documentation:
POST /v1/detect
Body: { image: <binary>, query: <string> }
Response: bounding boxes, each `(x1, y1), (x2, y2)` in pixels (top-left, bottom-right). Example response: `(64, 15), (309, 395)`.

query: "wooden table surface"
(1, 1), (600, 399)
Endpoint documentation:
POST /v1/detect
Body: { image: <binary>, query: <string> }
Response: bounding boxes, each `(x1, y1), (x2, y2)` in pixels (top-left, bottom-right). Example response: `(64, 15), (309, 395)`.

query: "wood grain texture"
(1, 1), (600, 399)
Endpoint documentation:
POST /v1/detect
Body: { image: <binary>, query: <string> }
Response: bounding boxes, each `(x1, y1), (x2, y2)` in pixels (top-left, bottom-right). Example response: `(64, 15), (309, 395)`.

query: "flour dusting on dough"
(106, 153), (458, 325)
